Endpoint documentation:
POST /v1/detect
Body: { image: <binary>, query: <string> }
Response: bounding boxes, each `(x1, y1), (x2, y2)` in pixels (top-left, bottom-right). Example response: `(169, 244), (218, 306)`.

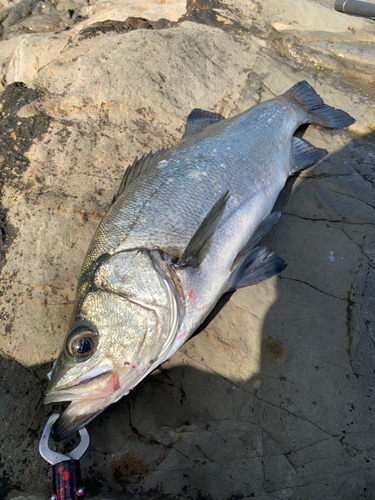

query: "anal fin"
(231, 212), (281, 270)
(227, 246), (287, 291)
(292, 137), (327, 173)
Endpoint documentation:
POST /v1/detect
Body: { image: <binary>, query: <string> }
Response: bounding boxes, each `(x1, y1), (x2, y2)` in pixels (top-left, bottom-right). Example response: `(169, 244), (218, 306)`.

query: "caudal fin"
(283, 81), (355, 129)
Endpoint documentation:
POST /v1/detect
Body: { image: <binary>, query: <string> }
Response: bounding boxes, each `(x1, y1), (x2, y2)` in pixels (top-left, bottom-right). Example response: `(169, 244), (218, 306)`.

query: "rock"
(31, 1), (57, 17)
(259, 0), (373, 32)
(8, 12), (62, 32)
(56, 0), (84, 11)
(0, 0), (374, 499)
(1, 0), (39, 29)
(0, 0), (186, 91)
(9, 497), (44, 500)
(4, 32), (70, 85)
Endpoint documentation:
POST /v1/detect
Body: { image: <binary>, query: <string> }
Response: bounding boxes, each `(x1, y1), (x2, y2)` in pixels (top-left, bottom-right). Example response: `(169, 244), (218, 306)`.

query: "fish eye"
(66, 328), (98, 359)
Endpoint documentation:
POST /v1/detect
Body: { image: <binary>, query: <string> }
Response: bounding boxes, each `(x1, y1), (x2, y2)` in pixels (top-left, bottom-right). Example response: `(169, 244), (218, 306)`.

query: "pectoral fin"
(176, 191), (230, 268)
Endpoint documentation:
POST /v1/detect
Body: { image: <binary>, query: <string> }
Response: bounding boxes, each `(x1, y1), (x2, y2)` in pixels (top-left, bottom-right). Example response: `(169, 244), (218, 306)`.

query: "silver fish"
(45, 81), (354, 440)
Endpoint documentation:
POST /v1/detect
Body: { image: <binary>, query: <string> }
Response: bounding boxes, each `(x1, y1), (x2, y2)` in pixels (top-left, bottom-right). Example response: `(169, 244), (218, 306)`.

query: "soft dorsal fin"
(292, 136), (327, 174)
(182, 108), (225, 139)
(113, 148), (171, 203)
(175, 191), (230, 268)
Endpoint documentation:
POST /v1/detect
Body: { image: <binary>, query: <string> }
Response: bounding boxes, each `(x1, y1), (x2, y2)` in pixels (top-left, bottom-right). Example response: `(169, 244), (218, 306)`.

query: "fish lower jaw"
(50, 398), (109, 441)
(45, 360), (168, 440)
(44, 392), (98, 405)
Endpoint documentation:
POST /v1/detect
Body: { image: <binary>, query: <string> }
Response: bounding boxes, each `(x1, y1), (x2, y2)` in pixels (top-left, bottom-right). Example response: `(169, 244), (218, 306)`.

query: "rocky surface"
(0, 0), (374, 499)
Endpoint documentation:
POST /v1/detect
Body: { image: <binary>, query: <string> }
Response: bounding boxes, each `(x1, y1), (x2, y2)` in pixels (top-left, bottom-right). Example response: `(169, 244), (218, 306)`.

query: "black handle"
(50, 459), (85, 500)
(334, 0), (375, 18)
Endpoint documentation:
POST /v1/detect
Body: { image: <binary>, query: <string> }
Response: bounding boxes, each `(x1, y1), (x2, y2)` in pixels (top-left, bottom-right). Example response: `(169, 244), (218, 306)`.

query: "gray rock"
(0, 5), (11, 23)
(56, 0), (85, 11)
(8, 12), (62, 32)
(31, 1), (57, 16)
(0, 0), (186, 92)
(9, 497), (44, 500)
(2, 0), (39, 29)
(0, 1), (374, 499)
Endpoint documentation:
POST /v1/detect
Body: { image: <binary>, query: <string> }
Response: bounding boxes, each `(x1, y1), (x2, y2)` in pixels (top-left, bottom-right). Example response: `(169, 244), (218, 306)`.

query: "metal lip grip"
(39, 414), (90, 500)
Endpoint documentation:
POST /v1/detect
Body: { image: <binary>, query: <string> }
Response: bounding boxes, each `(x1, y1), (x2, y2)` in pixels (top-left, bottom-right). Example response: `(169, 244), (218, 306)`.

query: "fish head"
(45, 249), (181, 440)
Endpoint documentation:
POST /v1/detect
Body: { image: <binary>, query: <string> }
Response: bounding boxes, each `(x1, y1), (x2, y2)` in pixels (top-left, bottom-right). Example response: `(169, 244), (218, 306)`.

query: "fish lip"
(44, 369), (118, 405)
(45, 370), (120, 440)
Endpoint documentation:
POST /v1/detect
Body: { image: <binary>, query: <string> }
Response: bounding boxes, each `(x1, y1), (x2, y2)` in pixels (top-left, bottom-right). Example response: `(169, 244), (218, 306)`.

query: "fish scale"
(84, 100), (297, 272)
(45, 81), (355, 440)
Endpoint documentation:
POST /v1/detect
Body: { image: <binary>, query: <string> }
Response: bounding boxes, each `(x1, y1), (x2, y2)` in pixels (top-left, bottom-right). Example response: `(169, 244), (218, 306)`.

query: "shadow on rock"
(2, 132), (375, 500)
(257, 129), (375, 498)
(83, 130), (375, 499)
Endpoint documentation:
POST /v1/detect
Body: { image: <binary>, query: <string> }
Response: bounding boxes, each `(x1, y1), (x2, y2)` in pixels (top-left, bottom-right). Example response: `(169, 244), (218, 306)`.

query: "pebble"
(32, 1), (57, 16)
(56, 0), (83, 12)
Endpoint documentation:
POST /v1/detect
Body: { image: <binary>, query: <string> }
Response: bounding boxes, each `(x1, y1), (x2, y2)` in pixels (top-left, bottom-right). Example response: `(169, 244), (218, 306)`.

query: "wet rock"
(0, 6), (10, 24)
(262, 336), (288, 366)
(75, 17), (155, 42)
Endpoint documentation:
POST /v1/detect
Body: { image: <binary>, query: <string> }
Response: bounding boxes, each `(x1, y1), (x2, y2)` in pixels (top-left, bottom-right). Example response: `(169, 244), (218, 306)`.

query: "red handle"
(50, 460), (85, 500)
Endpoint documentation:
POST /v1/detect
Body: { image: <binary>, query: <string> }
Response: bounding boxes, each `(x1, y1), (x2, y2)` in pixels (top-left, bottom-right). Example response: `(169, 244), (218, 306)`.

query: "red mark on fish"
(183, 288), (194, 302)
(97, 370), (119, 396)
(177, 331), (187, 340)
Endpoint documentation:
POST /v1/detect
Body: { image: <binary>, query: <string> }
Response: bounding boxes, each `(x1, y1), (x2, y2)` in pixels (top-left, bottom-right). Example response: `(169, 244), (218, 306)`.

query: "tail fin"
(283, 81), (355, 129)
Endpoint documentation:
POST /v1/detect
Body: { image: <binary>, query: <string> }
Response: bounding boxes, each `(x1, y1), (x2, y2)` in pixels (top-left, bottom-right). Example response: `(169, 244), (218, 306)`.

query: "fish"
(45, 81), (354, 440)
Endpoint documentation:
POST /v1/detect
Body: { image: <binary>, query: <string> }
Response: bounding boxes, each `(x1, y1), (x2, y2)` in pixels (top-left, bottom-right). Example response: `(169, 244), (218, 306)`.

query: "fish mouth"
(45, 370), (119, 441)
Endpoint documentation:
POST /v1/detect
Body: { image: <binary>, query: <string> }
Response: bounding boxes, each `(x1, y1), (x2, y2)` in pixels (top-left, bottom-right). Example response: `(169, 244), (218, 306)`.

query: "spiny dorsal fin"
(227, 246), (287, 291)
(176, 191), (230, 268)
(113, 148), (171, 203)
(292, 136), (328, 174)
(231, 212), (281, 270)
(182, 108), (225, 139)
